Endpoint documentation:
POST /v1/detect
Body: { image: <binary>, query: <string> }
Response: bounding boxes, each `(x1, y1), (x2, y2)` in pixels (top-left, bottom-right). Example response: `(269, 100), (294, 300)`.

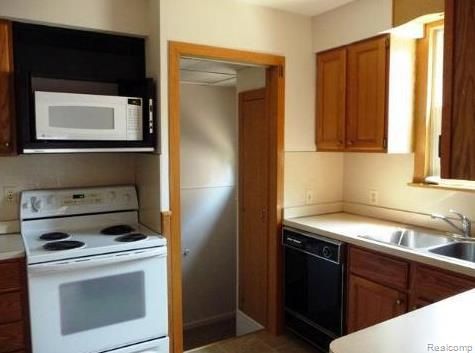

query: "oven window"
(49, 106), (115, 129)
(59, 271), (145, 335)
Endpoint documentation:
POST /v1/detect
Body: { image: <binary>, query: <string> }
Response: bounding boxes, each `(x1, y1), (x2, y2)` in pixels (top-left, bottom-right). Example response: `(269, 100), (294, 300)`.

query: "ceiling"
(180, 57), (253, 87)
(239, 0), (356, 16)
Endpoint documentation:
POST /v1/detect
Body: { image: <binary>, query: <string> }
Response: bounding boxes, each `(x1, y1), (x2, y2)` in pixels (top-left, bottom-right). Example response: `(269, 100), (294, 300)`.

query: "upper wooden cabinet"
(393, 0), (444, 27)
(0, 20), (15, 155)
(441, 0), (475, 180)
(347, 36), (388, 152)
(316, 48), (346, 151)
(316, 34), (416, 153)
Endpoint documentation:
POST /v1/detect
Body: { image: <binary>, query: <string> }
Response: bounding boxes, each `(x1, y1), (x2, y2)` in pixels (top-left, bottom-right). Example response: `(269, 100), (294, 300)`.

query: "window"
(414, 20), (475, 190)
(426, 25), (444, 178)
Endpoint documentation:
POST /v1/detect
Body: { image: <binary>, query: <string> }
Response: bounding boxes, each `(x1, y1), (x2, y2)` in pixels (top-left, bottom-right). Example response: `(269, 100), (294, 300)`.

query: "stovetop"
(22, 211), (166, 265)
(20, 186), (166, 265)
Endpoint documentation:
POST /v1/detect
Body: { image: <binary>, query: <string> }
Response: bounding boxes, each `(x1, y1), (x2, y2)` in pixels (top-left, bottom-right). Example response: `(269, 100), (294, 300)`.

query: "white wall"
(0, 0), (149, 35)
(0, 0), (150, 223)
(312, 0), (393, 52)
(135, 0), (162, 232)
(158, 0), (344, 211)
(180, 84), (237, 327)
(344, 154), (475, 221)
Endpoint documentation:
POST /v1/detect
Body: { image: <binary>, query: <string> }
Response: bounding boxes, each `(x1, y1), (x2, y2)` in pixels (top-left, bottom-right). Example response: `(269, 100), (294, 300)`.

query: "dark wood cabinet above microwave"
(0, 20), (16, 156)
(12, 22), (157, 153)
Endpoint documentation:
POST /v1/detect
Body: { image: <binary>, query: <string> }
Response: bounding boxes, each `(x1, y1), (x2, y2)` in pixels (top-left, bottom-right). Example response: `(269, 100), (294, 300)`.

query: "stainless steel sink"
(429, 242), (475, 263)
(359, 229), (455, 249)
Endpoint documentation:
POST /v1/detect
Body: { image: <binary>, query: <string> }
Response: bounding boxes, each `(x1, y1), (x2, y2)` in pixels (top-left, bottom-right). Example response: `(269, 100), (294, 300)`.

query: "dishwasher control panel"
(283, 227), (343, 263)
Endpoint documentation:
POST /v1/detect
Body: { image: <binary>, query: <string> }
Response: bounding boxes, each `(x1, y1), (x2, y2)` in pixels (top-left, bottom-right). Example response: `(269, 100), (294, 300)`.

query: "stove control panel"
(21, 186), (139, 219)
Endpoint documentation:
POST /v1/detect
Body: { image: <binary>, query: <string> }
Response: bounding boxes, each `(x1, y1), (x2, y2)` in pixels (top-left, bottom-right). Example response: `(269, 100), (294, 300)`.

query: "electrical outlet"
(369, 190), (379, 205)
(305, 189), (314, 205)
(3, 187), (18, 204)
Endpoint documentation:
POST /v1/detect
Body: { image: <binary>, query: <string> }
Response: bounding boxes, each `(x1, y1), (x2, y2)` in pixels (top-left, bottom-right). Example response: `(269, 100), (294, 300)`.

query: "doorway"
(167, 42), (285, 353)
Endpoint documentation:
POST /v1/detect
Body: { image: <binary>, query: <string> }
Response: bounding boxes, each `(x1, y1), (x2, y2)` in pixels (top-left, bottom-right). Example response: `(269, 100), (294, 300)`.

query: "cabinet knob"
(412, 305), (418, 310)
(4, 142), (9, 147)
(396, 299), (402, 305)
(347, 140), (354, 145)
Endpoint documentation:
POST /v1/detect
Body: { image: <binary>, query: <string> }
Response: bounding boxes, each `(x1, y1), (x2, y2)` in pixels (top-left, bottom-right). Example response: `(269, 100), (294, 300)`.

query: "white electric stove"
(20, 186), (169, 353)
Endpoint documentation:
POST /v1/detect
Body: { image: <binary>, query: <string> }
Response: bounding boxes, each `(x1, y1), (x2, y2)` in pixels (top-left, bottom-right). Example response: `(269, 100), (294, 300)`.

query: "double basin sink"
(359, 229), (475, 263)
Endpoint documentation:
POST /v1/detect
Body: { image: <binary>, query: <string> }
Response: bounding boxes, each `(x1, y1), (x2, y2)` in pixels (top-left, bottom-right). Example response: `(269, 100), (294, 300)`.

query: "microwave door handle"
(28, 247), (166, 275)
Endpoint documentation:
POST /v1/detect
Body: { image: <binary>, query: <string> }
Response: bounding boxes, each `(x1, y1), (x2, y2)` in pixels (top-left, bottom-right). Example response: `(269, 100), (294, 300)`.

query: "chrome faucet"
(431, 210), (472, 239)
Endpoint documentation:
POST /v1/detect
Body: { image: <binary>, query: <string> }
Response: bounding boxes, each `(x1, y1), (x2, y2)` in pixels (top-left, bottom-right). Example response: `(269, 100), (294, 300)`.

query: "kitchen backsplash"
(0, 154), (136, 221)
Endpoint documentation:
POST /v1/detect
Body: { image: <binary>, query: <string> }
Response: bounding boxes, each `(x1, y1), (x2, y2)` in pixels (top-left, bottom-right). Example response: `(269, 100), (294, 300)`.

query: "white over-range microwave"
(22, 89), (157, 153)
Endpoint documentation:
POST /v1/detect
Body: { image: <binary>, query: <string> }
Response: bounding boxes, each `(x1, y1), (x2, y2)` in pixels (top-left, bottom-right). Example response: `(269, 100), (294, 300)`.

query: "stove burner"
(40, 232), (71, 241)
(43, 240), (85, 251)
(116, 233), (148, 242)
(101, 225), (135, 235)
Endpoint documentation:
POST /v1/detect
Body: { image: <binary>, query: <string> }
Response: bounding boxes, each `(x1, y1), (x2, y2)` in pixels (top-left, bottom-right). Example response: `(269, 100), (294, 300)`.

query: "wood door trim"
(168, 41), (285, 353)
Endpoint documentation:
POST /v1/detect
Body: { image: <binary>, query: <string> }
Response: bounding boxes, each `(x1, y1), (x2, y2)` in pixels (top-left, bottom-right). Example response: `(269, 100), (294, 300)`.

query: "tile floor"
(186, 330), (318, 353)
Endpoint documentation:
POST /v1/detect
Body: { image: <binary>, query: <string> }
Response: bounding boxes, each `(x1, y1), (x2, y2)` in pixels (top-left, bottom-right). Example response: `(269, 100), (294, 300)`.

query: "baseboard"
(184, 311), (235, 331)
(236, 310), (264, 337)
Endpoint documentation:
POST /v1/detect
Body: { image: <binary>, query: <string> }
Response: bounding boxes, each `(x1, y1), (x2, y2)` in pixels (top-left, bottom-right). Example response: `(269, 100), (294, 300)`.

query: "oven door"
(34, 91), (132, 141)
(27, 247), (168, 353)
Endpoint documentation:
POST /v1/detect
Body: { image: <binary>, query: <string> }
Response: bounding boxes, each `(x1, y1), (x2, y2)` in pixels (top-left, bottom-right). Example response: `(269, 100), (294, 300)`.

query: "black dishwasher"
(283, 226), (346, 352)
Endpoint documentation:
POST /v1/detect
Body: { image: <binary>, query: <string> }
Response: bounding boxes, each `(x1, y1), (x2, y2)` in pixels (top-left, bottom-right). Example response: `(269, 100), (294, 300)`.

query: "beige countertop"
(0, 233), (25, 261)
(284, 212), (475, 278)
(330, 288), (475, 352)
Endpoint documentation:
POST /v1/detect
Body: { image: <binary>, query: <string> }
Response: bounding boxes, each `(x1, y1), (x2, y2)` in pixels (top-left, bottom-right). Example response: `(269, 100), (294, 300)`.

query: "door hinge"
(385, 37), (390, 49)
(383, 138), (387, 148)
(279, 65), (284, 78)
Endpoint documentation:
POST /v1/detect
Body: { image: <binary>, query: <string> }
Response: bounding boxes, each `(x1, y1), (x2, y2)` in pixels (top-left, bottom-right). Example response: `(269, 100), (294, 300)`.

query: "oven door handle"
(28, 247), (167, 274)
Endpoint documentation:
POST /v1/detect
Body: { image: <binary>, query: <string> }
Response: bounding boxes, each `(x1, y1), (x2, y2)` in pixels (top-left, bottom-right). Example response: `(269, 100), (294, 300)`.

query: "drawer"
(349, 247), (409, 290)
(0, 292), (22, 324)
(414, 265), (475, 302)
(0, 322), (24, 353)
(0, 262), (22, 292)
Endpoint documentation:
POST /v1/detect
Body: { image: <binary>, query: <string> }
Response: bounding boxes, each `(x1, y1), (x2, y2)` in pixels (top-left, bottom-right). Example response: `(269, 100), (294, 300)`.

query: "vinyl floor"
(184, 317), (236, 351)
(185, 330), (318, 353)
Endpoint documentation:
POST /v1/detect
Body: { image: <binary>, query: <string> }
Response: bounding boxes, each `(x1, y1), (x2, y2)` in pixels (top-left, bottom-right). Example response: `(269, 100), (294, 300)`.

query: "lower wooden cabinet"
(0, 257), (30, 353)
(0, 322), (25, 353)
(347, 246), (475, 333)
(347, 274), (406, 332)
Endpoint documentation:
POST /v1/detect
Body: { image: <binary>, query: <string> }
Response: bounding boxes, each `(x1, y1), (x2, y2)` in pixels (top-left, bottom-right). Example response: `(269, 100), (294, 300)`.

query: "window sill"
(408, 182), (475, 193)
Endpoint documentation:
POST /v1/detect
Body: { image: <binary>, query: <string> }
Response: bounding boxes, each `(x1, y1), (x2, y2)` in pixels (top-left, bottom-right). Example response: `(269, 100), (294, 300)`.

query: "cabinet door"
(0, 20), (15, 155)
(316, 48), (346, 151)
(413, 265), (475, 303)
(346, 35), (388, 152)
(441, 0), (475, 179)
(347, 275), (406, 333)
